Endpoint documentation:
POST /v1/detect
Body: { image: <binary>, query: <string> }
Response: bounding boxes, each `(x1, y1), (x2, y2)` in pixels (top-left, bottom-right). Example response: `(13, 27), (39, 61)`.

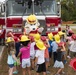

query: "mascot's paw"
(38, 27), (44, 33)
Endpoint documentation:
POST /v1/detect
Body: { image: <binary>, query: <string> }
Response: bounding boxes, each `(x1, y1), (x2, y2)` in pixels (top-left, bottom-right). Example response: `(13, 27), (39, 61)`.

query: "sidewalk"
(0, 46), (4, 61)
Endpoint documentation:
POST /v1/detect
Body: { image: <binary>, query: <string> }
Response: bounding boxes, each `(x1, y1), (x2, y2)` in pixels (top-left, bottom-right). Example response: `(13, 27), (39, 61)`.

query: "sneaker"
(62, 71), (65, 74)
(68, 65), (72, 67)
(55, 74), (60, 75)
(13, 70), (18, 74)
(46, 71), (50, 74)
(31, 68), (34, 70)
(67, 56), (71, 59)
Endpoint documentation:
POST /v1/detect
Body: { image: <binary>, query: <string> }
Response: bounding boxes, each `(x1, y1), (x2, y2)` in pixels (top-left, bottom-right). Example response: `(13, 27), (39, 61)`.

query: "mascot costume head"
(24, 14), (44, 35)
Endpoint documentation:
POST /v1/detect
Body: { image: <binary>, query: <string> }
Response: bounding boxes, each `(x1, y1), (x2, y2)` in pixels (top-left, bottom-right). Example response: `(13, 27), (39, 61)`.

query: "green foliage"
(61, 0), (76, 21)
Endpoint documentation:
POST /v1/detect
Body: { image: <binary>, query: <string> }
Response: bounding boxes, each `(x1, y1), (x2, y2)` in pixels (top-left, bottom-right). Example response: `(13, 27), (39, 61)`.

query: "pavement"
(0, 46), (4, 61)
(61, 26), (76, 29)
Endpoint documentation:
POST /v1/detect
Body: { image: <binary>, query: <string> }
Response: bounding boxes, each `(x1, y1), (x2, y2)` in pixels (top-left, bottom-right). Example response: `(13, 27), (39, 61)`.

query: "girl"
(7, 31), (20, 74)
(18, 35), (31, 75)
(41, 36), (50, 74)
(69, 34), (76, 59)
(54, 43), (65, 75)
(7, 37), (20, 75)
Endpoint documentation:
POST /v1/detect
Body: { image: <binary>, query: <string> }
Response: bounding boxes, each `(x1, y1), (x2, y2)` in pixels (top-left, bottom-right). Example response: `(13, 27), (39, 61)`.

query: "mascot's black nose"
(33, 28), (35, 30)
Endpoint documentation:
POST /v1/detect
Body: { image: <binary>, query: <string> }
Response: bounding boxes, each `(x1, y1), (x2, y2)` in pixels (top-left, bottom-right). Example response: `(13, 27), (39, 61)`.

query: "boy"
(35, 41), (46, 75)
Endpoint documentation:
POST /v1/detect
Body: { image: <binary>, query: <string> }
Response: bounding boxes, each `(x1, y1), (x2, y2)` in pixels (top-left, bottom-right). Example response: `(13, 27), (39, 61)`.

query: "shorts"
(36, 62), (46, 73)
(49, 51), (52, 58)
(62, 51), (66, 56)
(30, 55), (35, 59)
(45, 58), (49, 62)
(8, 64), (14, 68)
(22, 58), (31, 68)
(54, 60), (64, 68)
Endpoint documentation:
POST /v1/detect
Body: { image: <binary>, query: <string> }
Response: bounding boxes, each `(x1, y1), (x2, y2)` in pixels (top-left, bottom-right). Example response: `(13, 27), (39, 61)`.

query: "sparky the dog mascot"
(24, 14), (44, 36)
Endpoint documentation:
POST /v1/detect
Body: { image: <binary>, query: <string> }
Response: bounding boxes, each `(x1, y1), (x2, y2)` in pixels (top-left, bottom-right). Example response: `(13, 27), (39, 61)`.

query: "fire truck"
(0, 0), (61, 43)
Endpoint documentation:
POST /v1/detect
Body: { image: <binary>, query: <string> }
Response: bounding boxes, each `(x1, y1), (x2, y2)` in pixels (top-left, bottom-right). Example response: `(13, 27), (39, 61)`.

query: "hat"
(70, 58), (76, 71)
(71, 34), (76, 40)
(26, 14), (37, 24)
(54, 34), (60, 43)
(34, 33), (41, 42)
(6, 37), (14, 43)
(48, 33), (53, 40)
(58, 31), (65, 36)
(36, 41), (46, 50)
(20, 35), (30, 42)
(69, 30), (74, 34)
(41, 36), (47, 41)
(7, 31), (14, 37)
(58, 42), (65, 47)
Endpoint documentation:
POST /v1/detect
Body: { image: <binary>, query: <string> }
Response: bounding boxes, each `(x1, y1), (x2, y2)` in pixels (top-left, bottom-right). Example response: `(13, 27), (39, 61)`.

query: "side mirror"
(57, 2), (61, 16)
(0, 3), (5, 15)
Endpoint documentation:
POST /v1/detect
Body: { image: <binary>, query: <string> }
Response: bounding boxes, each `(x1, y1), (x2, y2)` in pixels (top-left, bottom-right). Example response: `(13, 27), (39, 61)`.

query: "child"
(54, 43), (65, 75)
(47, 33), (53, 66)
(7, 31), (20, 74)
(7, 37), (20, 75)
(29, 36), (35, 70)
(35, 40), (46, 75)
(18, 35), (31, 75)
(51, 37), (58, 63)
(69, 34), (76, 59)
(41, 36), (50, 74)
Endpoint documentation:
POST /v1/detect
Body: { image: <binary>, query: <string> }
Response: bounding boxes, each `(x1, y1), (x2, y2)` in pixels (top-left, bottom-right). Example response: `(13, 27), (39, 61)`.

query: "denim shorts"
(8, 64), (14, 68)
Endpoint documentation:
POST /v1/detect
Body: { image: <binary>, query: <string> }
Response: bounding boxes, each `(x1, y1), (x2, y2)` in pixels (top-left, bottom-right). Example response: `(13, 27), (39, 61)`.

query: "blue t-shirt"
(7, 55), (15, 64)
(48, 40), (53, 52)
(51, 41), (58, 52)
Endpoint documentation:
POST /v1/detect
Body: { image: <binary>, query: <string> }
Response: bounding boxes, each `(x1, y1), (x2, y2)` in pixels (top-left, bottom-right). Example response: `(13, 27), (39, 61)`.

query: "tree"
(61, 0), (76, 21)
(73, 0), (76, 7)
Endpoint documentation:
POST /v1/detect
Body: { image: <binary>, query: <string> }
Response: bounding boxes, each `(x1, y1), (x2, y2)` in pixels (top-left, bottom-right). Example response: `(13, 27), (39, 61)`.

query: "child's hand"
(17, 58), (21, 65)
(62, 43), (64, 47)
(35, 63), (37, 67)
(17, 61), (21, 65)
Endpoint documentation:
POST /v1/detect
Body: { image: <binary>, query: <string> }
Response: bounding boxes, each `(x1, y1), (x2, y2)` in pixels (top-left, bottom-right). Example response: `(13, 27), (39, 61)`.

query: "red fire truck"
(0, 0), (61, 43)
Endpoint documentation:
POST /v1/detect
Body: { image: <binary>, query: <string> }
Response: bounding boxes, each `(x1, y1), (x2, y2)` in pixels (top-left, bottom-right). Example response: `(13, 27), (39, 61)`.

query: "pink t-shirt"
(44, 44), (49, 58)
(20, 44), (30, 59)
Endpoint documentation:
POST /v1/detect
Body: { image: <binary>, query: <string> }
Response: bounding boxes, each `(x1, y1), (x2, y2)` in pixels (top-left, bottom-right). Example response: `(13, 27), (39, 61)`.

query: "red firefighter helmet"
(70, 58), (76, 71)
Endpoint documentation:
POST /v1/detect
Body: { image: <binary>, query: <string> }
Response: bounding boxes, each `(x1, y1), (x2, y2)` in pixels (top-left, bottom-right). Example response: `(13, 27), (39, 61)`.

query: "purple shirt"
(20, 44), (30, 59)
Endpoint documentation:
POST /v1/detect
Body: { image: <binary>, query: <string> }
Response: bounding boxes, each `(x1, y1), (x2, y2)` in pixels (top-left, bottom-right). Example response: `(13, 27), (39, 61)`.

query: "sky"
(0, 0), (6, 2)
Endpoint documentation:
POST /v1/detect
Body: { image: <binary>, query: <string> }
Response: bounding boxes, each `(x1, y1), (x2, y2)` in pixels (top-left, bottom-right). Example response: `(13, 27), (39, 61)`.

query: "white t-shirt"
(30, 42), (35, 56)
(70, 40), (76, 52)
(35, 50), (45, 64)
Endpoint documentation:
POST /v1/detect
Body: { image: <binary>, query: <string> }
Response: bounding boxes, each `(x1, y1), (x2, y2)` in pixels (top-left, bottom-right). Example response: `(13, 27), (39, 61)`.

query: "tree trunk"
(73, 0), (76, 7)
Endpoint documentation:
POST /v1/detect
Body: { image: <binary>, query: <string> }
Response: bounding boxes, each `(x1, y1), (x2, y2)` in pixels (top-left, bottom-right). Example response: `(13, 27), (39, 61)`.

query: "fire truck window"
(7, 0), (58, 16)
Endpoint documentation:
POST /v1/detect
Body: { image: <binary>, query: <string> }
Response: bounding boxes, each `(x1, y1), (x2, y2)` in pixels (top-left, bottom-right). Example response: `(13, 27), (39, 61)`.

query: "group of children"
(6, 28), (76, 75)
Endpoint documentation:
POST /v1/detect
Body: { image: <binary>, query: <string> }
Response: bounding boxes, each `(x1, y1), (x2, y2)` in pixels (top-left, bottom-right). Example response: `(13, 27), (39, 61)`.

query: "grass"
(72, 29), (76, 33)
(61, 24), (76, 26)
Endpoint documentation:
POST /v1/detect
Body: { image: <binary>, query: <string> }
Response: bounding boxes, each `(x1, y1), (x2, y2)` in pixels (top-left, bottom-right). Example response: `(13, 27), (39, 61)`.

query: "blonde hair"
(7, 42), (15, 54)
